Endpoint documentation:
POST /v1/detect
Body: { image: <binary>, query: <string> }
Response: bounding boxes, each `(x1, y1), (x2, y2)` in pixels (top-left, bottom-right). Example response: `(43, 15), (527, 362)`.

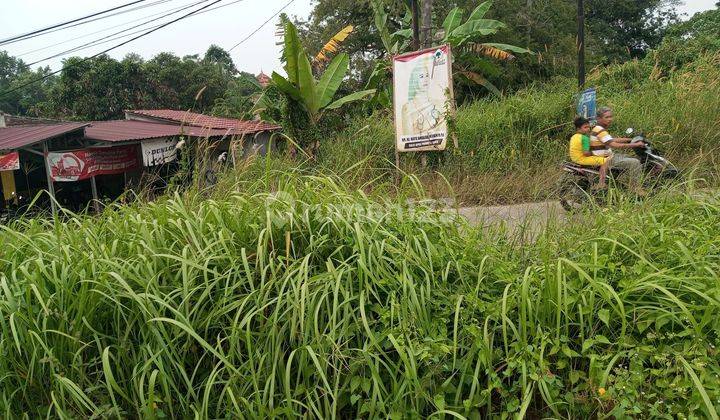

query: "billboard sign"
(141, 138), (178, 166)
(0, 152), (20, 171)
(393, 45), (453, 152)
(47, 145), (139, 182)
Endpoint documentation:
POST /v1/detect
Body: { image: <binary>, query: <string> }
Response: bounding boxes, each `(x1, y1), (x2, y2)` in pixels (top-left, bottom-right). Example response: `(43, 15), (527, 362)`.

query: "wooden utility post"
(421, 0), (434, 48)
(42, 141), (58, 215)
(577, 0), (586, 88)
(411, 0), (420, 50)
(410, 0), (429, 166)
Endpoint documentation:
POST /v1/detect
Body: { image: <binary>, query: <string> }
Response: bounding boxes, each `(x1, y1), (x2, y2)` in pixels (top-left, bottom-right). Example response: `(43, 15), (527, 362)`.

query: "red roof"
(0, 123), (88, 151)
(125, 110), (280, 134)
(85, 120), (237, 142)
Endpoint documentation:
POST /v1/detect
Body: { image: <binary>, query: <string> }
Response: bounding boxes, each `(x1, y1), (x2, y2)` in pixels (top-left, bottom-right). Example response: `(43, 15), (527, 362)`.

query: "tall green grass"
(0, 173), (718, 418)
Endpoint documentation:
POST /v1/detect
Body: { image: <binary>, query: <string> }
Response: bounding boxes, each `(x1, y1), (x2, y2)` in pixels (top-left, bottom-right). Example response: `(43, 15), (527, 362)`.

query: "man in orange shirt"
(592, 107), (645, 192)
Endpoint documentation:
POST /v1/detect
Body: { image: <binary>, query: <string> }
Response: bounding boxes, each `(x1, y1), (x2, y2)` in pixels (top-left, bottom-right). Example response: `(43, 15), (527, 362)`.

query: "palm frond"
(463, 43), (516, 61)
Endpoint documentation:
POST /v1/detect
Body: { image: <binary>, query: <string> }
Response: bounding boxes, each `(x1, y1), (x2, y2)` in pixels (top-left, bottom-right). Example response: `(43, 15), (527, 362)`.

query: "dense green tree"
(651, 5), (720, 75)
(0, 45), (242, 120)
(296, 0), (685, 92)
(211, 72), (262, 119)
(203, 44), (238, 75)
(0, 51), (57, 116)
(49, 54), (162, 120)
(586, 0), (681, 62)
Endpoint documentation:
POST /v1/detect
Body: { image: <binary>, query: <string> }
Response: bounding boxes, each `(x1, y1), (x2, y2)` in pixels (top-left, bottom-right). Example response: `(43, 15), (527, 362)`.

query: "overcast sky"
(0, 0), (716, 76)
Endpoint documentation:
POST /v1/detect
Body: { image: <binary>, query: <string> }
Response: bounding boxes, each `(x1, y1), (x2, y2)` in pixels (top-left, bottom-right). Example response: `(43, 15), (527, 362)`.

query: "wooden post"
(90, 176), (100, 213)
(421, 0), (434, 48)
(42, 141), (57, 215)
(577, 0), (586, 89)
(411, 0), (420, 51)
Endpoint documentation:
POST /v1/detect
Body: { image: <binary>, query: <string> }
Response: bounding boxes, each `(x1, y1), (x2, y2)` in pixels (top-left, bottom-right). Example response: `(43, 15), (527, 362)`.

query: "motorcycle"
(558, 128), (681, 211)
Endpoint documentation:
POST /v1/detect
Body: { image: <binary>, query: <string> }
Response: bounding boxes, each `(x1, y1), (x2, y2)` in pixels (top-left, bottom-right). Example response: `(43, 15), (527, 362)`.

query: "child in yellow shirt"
(569, 117), (611, 189)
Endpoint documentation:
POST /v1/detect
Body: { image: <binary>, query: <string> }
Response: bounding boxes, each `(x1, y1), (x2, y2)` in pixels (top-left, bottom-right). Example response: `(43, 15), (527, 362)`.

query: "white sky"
(0, 0), (716, 76)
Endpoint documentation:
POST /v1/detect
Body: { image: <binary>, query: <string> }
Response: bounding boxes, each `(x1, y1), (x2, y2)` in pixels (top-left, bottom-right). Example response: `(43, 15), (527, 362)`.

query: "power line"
(16, 0), (201, 58)
(228, 0), (295, 52)
(0, 0), (158, 46)
(0, 0), (225, 98)
(25, 0), (211, 67)
(22, 0), (179, 42)
(16, 0), (246, 60)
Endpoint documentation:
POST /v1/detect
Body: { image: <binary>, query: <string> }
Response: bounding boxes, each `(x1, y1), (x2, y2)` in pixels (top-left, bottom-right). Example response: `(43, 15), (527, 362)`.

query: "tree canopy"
(0, 45), (258, 121)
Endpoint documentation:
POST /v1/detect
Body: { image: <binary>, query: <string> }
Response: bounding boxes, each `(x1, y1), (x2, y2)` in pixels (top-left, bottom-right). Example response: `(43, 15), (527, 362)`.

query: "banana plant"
(369, 0), (531, 97)
(440, 2), (530, 57)
(271, 20), (375, 124)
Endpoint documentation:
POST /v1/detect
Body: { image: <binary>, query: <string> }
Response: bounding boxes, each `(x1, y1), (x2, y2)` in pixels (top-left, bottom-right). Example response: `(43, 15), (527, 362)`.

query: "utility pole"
(411, 0), (420, 51)
(577, 0), (586, 89)
(421, 0), (433, 48)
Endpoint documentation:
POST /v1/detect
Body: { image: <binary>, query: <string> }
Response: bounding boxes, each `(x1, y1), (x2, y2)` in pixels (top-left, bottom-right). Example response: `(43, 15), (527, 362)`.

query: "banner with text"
(141, 138), (178, 166)
(393, 45), (453, 152)
(0, 152), (20, 171)
(47, 145), (139, 182)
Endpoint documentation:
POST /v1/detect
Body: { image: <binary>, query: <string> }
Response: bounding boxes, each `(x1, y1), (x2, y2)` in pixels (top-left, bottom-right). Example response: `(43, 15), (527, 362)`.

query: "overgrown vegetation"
(0, 173), (718, 418)
(249, 48), (720, 205)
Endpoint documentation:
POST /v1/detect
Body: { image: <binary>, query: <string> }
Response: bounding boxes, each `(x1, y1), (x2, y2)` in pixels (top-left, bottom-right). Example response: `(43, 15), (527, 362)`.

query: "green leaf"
(296, 51), (318, 116)
(582, 339), (595, 352)
(481, 42), (533, 54)
(433, 393), (446, 411)
(270, 72), (300, 101)
(370, 0), (393, 53)
(562, 345), (580, 358)
(679, 356), (719, 420)
(392, 28), (413, 40)
(283, 21), (302, 85)
(569, 370), (582, 385)
(442, 8), (464, 42)
(468, 1), (493, 22)
(594, 334), (611, 344)
(325, 89), (375, 110)
(317, 53), (349, 108)
(361, 378), (371, 393)
(598, 309), (610, 327)
(450, 19), (505, 40)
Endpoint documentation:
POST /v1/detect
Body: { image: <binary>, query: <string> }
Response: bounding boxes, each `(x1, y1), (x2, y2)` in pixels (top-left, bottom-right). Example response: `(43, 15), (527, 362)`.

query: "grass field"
(0, 173), (718, 418)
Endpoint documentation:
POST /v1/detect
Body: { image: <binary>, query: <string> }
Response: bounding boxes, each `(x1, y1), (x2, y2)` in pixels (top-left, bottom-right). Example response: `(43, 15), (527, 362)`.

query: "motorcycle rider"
(592, 107), (646, 193)
(569, 117), (611, 189)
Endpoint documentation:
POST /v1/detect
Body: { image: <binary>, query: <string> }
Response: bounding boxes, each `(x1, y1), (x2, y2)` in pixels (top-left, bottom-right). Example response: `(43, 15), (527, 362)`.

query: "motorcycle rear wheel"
(558, 176), (590, 212)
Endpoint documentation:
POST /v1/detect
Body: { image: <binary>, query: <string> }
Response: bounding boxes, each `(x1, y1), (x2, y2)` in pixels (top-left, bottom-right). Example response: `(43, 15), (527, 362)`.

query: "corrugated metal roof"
(84, 120), (240, 142)
(125, 109), (281, 134)
(0, 123), (88, 151)
(3, 114), (65, 127)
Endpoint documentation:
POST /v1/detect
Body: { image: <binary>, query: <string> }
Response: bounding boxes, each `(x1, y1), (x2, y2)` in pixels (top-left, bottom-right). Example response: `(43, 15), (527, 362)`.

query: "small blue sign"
(576, 87), (597, 120)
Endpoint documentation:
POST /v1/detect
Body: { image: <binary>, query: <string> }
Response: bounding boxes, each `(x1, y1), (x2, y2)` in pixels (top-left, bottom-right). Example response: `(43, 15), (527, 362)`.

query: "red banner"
(0, 152), (20, 171)
(46, 145), (139, 182)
